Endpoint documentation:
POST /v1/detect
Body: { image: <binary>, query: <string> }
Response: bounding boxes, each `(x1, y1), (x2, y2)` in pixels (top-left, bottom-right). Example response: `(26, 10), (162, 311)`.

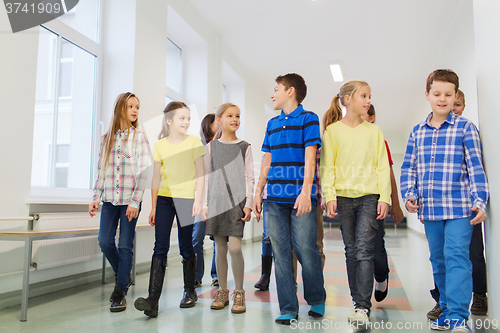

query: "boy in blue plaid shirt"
(401, 69), (489, 333)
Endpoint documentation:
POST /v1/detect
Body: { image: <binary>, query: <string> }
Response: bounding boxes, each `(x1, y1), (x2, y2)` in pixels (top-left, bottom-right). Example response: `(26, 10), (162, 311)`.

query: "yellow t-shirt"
(153, 135), (205, 199)
(320, 121), (391, 204)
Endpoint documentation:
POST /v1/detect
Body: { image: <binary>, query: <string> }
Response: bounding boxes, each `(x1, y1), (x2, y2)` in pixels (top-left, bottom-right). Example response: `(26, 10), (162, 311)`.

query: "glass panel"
(165, 95), (174, 105)
(166, 38), (182, 94)
(58, 0), (100, 42)
(32, 27), (58, 187)
(55, 38), (96, 189)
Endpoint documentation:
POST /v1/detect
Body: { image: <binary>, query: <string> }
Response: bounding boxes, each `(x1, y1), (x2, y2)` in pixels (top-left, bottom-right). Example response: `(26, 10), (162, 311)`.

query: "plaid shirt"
(92, 127), (151, 209)
(400, 112), (488, 221)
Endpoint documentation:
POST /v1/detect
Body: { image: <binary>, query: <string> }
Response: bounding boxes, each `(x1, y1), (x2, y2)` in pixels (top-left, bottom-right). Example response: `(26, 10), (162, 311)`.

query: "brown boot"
(231, 290), (246, 313)
(470, 293), (488, 315)
(211, 289), (229, 309)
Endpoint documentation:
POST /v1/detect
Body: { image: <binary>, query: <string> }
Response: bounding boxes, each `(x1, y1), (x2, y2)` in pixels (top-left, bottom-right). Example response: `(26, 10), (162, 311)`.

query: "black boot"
(180, 257), (198, 308)
(134, 258), (166, 317)
(254, 255), (273, 290)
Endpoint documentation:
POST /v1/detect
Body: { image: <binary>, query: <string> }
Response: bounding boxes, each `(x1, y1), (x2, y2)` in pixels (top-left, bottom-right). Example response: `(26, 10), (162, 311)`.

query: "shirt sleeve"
(92, 136), (106, 203)
(385, 140), (394, 166)
(129, 130), (152, 209)
(262, 124), (271, 152)
(244, 146), (255, 209)
(400, 128), (419, 206)
(303, 112), (322, 149)
(153, 140), (162, 162)
(377, 128), (391, 204)
(192, 136), (207, 161)
(463, 122), (489, 211)
(320, 127), (336, 203)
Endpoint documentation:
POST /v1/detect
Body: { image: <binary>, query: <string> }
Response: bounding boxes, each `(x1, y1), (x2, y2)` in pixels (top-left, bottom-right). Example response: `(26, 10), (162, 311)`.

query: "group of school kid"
(89, 69), (489, 333)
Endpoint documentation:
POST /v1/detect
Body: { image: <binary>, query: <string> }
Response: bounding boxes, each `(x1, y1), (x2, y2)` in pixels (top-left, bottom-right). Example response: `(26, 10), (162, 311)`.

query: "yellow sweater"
(320, 121), (391, 204)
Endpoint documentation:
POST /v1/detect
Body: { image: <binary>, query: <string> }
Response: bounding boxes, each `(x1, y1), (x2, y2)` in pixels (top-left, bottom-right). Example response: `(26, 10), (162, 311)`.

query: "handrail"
(0, 217), (35, 221)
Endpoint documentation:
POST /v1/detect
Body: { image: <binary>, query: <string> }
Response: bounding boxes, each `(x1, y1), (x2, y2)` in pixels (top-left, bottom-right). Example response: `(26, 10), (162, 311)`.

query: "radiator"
(31, 212), (102, 270)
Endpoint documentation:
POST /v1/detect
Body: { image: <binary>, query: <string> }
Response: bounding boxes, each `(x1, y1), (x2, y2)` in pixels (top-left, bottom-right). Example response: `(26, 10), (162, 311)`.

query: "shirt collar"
(424, 111), (455, 129)
(116, 127), (135, 135)
(279, 104), (304, 120)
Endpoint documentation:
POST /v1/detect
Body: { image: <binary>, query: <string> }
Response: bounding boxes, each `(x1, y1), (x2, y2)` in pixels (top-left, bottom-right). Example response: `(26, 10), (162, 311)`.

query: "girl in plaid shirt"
(89, 92), (151, 312)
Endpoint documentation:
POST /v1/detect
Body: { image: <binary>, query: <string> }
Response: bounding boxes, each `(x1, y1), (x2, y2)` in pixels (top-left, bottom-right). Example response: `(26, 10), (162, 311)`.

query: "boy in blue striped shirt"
(253, 73), (326, 325)
(401, 69), (489, 333)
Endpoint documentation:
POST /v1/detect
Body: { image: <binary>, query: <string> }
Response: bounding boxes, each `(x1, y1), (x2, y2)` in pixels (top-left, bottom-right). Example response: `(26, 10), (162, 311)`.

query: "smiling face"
(346, 85), (371, 116)
(453, 97), (465, 116)
(425, 80), (456, 118)
(217, 106), (240, 133)
(167, 107), (191, 135)
(126, 97), (140, 123)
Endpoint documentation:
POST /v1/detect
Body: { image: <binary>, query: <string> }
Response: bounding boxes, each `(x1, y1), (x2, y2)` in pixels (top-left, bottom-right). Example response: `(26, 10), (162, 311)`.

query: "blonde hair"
(323, 80), (368, 130)
(456, 89), (465, 104)
(213, 103), (239, 140)
(158, 101), (189, 140)
(102, 92), (139, 169)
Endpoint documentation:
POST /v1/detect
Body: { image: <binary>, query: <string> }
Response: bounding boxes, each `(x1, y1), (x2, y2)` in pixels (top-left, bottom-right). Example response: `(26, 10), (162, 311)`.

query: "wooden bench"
(0, 224), (153, 322)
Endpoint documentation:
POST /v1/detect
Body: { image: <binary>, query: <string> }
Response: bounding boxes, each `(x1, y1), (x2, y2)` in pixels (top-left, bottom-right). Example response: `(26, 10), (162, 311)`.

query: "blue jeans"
(424, 217), (474, 322)
(152, 196), (195, 262)
(267, 201), (326, 316)
(261, 200), (273, 257)
(98, 202), (140, 293)
(192, 220), (217, 281)
(337, 195), (379, 310)
(374, 219), (390, 283)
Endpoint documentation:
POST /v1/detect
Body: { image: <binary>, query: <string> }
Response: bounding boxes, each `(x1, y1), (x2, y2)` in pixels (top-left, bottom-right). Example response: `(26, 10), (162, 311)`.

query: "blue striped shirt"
(262, 104), (321, 204)
(400, 111), (489, 221)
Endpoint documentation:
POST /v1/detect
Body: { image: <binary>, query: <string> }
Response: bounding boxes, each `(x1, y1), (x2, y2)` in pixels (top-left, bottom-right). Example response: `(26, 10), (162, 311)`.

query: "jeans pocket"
(370, 218), (379, 231)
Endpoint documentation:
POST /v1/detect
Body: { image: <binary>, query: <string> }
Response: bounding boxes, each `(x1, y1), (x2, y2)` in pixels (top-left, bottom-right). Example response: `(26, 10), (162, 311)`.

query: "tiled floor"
(1, 225), (498, 332)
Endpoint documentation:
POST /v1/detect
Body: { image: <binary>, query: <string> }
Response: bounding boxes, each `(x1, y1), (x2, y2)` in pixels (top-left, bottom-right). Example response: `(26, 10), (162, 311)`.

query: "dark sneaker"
(470, 293), (487, 315)
(110, 287), (126, 312)
(374, 279), (388, 302)
(211, 277), (219, 287)
(194, 280), (202, 288)
(427, 302), (443, 320)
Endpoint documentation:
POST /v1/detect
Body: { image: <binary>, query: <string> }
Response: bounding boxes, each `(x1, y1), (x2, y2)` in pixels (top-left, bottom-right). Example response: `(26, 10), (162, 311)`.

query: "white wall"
(473, 0), (500, 323)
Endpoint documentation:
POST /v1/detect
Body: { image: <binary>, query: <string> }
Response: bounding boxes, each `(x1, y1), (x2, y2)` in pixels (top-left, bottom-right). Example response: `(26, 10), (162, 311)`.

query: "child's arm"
(90, 137), (105, 217)
(193, 155), (204, 218)
(253, 152), (272, 221)
(295, 144), (316, 216)
(389, 165), (405, 224)
(463, 123), (489, 224)
(127, 131), (151, 221)
(400, 129), (419, 213)
(201, 144), (211, 221)
(241, 147), (255, 222)
(320, 127), (338, 218)
(376, 129), (391, 220)
(149, 161), (162, 226)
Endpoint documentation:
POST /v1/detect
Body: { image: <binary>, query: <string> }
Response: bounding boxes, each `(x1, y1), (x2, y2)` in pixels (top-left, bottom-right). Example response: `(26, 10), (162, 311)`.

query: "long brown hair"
(102, 92), (139, 169)
(200, 113), (216, 144)
(158, 101), (189, 140)
(323, 80), (368, 130)
(213, 103), (239, 140)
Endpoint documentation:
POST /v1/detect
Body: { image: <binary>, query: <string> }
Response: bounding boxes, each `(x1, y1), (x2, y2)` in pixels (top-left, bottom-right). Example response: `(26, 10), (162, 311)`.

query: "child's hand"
(294, 192), (311, 217)
(326, 200), (338, 218)
(126, 206), (139, 221)
(405, 198), (419, 213)
(377, 202), (389, 220)
(89, 202), (99, 217)
(241, 207), (252, 222)
(192, 201), (202, 217)
(253, 196), (263, 222)
(321, 199), (327, 211)
(148, 211), (156, 226)
(201, 208), (208, 221)
(470, 207), (487, 225)
(390, 205), (405, 225)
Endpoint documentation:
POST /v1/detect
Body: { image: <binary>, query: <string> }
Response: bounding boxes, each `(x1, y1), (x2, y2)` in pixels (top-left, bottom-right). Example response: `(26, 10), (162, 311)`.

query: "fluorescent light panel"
(330, 64), (343, 82)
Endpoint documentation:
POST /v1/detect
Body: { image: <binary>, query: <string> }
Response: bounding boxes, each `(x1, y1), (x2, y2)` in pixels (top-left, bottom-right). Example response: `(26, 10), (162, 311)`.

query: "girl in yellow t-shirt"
(135, 101), (205, 317)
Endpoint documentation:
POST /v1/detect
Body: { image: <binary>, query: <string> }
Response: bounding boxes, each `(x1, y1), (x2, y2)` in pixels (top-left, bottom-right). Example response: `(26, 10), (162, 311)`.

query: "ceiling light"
(330, 64), (343, 82)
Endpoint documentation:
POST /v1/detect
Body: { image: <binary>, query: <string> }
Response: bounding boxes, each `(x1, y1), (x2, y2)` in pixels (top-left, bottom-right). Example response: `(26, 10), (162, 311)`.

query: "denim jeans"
(192, 220), (217, 281)
(267, 201), (326, 315)
(98, 202), (140, 293)
(152, 196), (195, 262)
(424, 217), (474, 322)
(261, 200), (273, 257)
(373, 219), (390, 283)
(337, 194), (379, 310)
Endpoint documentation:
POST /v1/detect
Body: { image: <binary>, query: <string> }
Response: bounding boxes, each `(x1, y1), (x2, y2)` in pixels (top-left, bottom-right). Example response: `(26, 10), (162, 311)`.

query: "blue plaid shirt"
(400, 112), (488, 221)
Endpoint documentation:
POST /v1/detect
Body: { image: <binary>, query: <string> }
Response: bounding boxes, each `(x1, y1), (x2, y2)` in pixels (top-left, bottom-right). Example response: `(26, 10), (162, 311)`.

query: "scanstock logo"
(4, 0), (79, 33)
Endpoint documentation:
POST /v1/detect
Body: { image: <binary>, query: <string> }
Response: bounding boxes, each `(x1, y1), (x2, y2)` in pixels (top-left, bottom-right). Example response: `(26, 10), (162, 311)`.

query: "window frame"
(30, 9), (103, 204)
(165, 37), (184, 102)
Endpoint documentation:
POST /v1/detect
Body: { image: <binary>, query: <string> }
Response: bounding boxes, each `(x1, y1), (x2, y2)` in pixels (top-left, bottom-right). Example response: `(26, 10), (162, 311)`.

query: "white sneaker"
(348, 308), (370, 329)
(347, 301), (357, 320)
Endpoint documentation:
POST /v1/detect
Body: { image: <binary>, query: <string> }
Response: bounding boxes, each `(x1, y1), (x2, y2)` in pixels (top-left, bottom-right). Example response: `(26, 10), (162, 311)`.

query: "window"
(57, 0), (100, 42)
(166, 38), (183, 97)
(31, 6), (101, 194)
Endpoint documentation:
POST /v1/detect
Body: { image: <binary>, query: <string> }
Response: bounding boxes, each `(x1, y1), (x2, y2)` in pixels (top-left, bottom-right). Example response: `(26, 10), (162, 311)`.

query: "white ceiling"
(184, 0), (464, 136)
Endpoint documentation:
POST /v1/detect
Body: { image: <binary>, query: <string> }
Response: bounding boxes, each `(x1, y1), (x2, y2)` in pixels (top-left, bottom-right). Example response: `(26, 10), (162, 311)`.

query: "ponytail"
(323, 95), (343, 131)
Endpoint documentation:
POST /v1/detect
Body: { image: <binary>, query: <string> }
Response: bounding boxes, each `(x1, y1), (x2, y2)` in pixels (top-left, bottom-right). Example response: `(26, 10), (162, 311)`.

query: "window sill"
(29, 187), (93, 205)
